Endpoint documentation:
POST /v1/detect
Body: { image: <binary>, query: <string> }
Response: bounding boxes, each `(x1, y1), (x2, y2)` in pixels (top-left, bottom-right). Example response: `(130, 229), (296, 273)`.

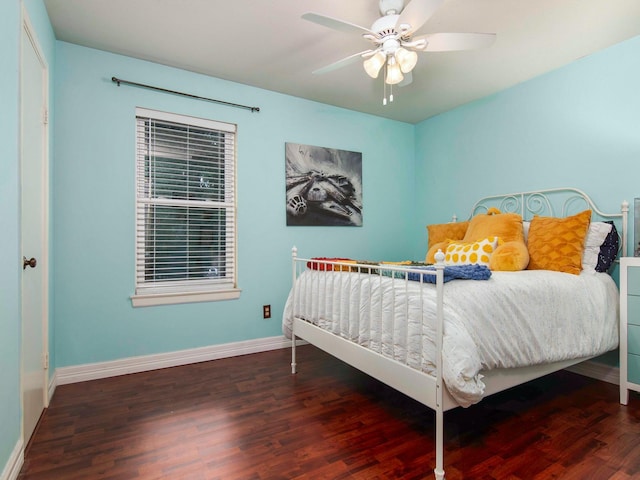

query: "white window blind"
(134, 108), (237, 301)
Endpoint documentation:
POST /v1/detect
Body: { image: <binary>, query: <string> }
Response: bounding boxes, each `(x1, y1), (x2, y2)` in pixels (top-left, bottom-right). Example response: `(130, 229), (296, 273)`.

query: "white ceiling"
(43, 0), (640, 124)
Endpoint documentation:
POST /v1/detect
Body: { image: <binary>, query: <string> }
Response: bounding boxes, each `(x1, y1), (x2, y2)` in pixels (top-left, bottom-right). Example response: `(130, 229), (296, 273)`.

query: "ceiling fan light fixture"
(385, 57), (404, 85)
(363, 51), (386, 78)
(395, 47), (418, 73)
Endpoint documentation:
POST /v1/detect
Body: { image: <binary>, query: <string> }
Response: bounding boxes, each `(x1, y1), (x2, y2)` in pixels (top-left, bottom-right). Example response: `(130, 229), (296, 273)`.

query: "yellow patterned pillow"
(444, 237), (499, 266)
(527, 209), (592, 275)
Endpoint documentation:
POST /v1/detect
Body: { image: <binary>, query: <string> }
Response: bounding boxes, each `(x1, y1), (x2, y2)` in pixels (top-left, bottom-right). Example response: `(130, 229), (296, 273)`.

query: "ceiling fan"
(303, 0), (496, 102)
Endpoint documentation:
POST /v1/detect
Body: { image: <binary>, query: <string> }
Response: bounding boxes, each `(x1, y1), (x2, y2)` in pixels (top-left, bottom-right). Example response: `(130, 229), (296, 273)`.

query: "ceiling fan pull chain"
(383, 65), (388, 105)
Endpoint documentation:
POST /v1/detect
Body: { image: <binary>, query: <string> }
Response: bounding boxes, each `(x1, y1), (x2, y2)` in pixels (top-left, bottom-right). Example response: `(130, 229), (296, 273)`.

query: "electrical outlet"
(263, 305), (271, 319)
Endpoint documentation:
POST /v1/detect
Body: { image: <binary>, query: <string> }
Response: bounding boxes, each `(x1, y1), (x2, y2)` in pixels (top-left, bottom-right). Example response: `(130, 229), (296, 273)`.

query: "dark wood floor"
(18, 345), (640, 479)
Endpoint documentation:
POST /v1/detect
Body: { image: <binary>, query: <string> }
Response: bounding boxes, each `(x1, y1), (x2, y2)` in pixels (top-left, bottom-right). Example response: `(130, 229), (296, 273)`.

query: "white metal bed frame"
(288, 187), (628, 480)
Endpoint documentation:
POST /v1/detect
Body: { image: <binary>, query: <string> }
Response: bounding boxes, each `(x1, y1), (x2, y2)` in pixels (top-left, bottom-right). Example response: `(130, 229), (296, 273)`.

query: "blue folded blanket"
(405, 264), (492, 283)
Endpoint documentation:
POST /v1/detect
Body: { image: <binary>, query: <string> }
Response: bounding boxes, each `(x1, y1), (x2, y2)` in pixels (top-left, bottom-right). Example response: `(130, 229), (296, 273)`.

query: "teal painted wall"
(412, 35), (640, 367)
(412, 35), (640, 260)
(0, 0), (21, 471)
(52, 42), (416, 367)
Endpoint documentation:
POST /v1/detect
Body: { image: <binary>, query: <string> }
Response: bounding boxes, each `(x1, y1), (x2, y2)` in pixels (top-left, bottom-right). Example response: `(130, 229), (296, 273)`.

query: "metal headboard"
(468, 187), (629, 258)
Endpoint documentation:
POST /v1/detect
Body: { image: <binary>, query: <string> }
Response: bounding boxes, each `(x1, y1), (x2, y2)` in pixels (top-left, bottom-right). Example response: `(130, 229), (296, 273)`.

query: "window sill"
(131, 288), (241, 307)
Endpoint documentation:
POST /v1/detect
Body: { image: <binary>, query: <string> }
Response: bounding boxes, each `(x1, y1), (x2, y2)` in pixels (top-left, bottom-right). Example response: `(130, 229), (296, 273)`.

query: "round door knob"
(23, 256), (37, 270)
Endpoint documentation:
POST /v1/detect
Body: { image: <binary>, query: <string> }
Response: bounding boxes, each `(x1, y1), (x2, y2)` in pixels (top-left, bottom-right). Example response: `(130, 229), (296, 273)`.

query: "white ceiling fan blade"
(312, 50), (375, 75)
(302, 12), (374, 36)
(395, 0), (444, 35)
(415, 32), (497, 52)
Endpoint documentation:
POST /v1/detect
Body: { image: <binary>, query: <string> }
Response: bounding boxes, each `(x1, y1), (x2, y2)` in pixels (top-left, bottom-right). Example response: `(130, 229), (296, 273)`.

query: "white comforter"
(282, 268), (619, 407)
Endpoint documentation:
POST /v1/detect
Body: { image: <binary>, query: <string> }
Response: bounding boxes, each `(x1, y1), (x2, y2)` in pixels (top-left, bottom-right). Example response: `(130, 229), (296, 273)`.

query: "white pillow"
(582, 222), (613, 273)
(523, 221), (530, 244)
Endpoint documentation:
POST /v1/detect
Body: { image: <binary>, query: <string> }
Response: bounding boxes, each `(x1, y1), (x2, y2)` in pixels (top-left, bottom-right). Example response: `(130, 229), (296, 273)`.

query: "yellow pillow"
(489, 241), (529, 271)
(527, 209), (592, 275)
(444, 237), (499, 267)
(427, 221), (469, 250)
(461, 209), (529, 271)
(463, 211), (524, 244)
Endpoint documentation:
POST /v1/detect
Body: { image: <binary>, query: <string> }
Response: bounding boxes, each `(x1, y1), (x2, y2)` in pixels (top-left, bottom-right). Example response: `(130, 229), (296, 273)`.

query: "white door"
(20, 13), (49, 444)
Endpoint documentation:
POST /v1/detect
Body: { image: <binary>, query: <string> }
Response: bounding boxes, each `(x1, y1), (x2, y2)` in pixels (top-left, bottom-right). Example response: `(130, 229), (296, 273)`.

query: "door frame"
(20, 6), (50, 425)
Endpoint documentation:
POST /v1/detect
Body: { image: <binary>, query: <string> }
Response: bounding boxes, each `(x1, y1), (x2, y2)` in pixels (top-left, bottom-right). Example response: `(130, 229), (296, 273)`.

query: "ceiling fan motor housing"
(370, 14), (407, 58)
(371, 14), (400, 38)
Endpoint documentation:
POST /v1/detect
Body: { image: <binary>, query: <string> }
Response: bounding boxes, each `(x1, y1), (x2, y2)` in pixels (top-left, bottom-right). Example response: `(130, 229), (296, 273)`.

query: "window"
(131, 108), (239, 307)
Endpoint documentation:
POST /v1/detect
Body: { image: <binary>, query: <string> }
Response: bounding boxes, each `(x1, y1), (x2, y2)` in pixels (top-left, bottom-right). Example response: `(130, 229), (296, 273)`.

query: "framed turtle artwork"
(285, 142), (363, 227)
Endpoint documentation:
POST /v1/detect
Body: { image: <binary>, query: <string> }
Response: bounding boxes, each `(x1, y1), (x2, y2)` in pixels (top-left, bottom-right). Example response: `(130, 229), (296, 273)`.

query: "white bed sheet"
(282, 268), (619, 407)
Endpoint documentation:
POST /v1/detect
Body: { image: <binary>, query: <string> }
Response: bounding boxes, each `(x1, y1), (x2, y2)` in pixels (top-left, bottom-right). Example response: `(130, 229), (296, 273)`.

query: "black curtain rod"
(111, 76), (260, 113)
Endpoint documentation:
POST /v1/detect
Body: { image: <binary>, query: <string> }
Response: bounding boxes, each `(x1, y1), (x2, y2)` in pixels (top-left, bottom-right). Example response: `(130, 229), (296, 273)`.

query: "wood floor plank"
(18, 345), (640, 479)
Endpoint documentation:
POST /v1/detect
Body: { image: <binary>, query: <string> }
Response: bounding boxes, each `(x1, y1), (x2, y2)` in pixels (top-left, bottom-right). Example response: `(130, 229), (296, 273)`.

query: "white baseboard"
(55, 335), (304, 386)
(0, 439), (23, 480)
(566, 359), (620, 385)
(51, 341), (618, 389)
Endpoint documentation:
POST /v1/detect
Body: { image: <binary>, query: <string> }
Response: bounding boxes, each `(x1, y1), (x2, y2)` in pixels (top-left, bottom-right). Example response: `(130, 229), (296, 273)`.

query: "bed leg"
(291, 245), (298, 375)
(433, 259), (445, 479)
(434, 404), (445, 479)
(291, 335), (297, 374)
